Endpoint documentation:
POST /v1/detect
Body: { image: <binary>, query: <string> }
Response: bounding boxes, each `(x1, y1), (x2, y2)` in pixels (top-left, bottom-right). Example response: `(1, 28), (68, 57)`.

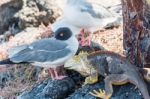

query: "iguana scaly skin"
(64, 51), (150, 99)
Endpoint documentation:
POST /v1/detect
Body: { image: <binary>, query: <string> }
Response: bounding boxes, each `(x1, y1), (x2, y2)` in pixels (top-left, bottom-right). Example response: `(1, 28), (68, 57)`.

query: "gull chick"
(63, 0), (121, 46)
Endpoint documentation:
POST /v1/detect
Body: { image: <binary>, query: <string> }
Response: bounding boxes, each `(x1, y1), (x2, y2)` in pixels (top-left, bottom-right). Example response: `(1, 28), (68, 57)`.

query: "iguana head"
(64, 51), (96, 76)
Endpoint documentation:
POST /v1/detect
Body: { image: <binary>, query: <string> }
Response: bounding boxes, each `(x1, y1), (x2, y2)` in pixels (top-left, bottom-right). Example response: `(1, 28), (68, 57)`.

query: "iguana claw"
(89, 89), (110, 99)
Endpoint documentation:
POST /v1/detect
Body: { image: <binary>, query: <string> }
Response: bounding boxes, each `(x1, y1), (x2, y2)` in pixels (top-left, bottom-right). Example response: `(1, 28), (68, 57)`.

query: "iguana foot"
(83, 75), (98, 85)
(89, 89), (110, 99)
(54, 75), (67, 80)
(83, 69), (98, 85)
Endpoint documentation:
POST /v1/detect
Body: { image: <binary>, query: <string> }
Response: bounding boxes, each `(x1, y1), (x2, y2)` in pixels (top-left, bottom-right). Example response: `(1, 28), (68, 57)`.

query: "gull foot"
(89, 89), (110, 99)
(54, 75), (67, 80)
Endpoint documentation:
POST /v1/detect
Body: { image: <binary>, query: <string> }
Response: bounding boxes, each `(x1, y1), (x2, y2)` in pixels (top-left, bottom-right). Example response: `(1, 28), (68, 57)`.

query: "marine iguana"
(64, 51), (150, 99)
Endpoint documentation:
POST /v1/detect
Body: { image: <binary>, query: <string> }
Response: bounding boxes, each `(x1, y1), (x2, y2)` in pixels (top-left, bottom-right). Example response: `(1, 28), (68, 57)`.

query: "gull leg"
(54, 65), (67, 80)
(48, 68), (55, 80)
(48, 66), (67, 80)
(48, 68), (65, 80)
(53, 69), (67, 80)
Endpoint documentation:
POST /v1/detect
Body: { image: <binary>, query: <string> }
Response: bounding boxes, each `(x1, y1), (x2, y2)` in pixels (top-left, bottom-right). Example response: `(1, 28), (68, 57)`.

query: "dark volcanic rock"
(0, 0), (62, 35)
(68, 81), (105, 99)
(68, 80), (145, 99)
(140, 37), (150, 67)
(15, 0), (62, 29)
(18, 78), (75, 99)
(0, 71), (14, 88)
(0, 0), (23, 34)
(17, 70), (84, 99)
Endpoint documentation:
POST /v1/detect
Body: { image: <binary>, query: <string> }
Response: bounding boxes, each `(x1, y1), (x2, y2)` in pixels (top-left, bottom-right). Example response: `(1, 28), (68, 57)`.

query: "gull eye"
(55, 27), (72, 40)
(60, 33), (64, 37)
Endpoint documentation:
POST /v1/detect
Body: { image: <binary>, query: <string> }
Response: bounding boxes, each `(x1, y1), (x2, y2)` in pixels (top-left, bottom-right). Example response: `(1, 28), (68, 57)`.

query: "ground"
(93, 26), (123, 55)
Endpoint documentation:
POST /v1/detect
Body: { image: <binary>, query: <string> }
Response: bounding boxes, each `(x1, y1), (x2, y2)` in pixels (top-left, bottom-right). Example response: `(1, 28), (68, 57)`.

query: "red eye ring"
(60, 33), (64, 36)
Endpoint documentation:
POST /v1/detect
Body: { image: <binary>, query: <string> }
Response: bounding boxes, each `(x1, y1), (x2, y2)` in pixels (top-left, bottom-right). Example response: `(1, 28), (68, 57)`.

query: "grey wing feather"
(30, 38), (67, 51)
(80, 3), (114, 18)
(8, 44), (28, 58)
(10, 48), (71, 63)
(8, 38), (70, 63)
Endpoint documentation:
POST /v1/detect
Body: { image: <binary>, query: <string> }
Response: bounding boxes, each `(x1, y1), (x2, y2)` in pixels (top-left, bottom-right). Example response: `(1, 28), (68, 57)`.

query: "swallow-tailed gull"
(0, 27), (79, 80)
(62, 0), (121, 46)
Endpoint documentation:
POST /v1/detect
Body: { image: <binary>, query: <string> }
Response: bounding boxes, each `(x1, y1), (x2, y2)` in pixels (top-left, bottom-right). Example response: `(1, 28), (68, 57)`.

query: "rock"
(0, 0), (23, 34)
(15, 0), (62, 29)
(140, 37), (150, 53)
(140, 37), (150, 67)
(0, 35), (5, 44)
(0, 70), (14, 88)
(68, 80), (145, 99)
(17, 78), (75, 99)
(0, 0), (62, 35)
(17, 70), (84, 99)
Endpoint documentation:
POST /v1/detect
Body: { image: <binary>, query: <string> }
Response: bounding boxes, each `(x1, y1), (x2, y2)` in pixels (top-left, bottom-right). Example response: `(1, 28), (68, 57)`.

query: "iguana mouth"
(64, 51), (97, 76)
(64, 57), (91, 76)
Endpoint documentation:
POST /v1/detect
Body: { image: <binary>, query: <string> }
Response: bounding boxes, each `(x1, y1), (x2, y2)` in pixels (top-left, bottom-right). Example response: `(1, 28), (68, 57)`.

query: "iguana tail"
(128, 70), (150, 99)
